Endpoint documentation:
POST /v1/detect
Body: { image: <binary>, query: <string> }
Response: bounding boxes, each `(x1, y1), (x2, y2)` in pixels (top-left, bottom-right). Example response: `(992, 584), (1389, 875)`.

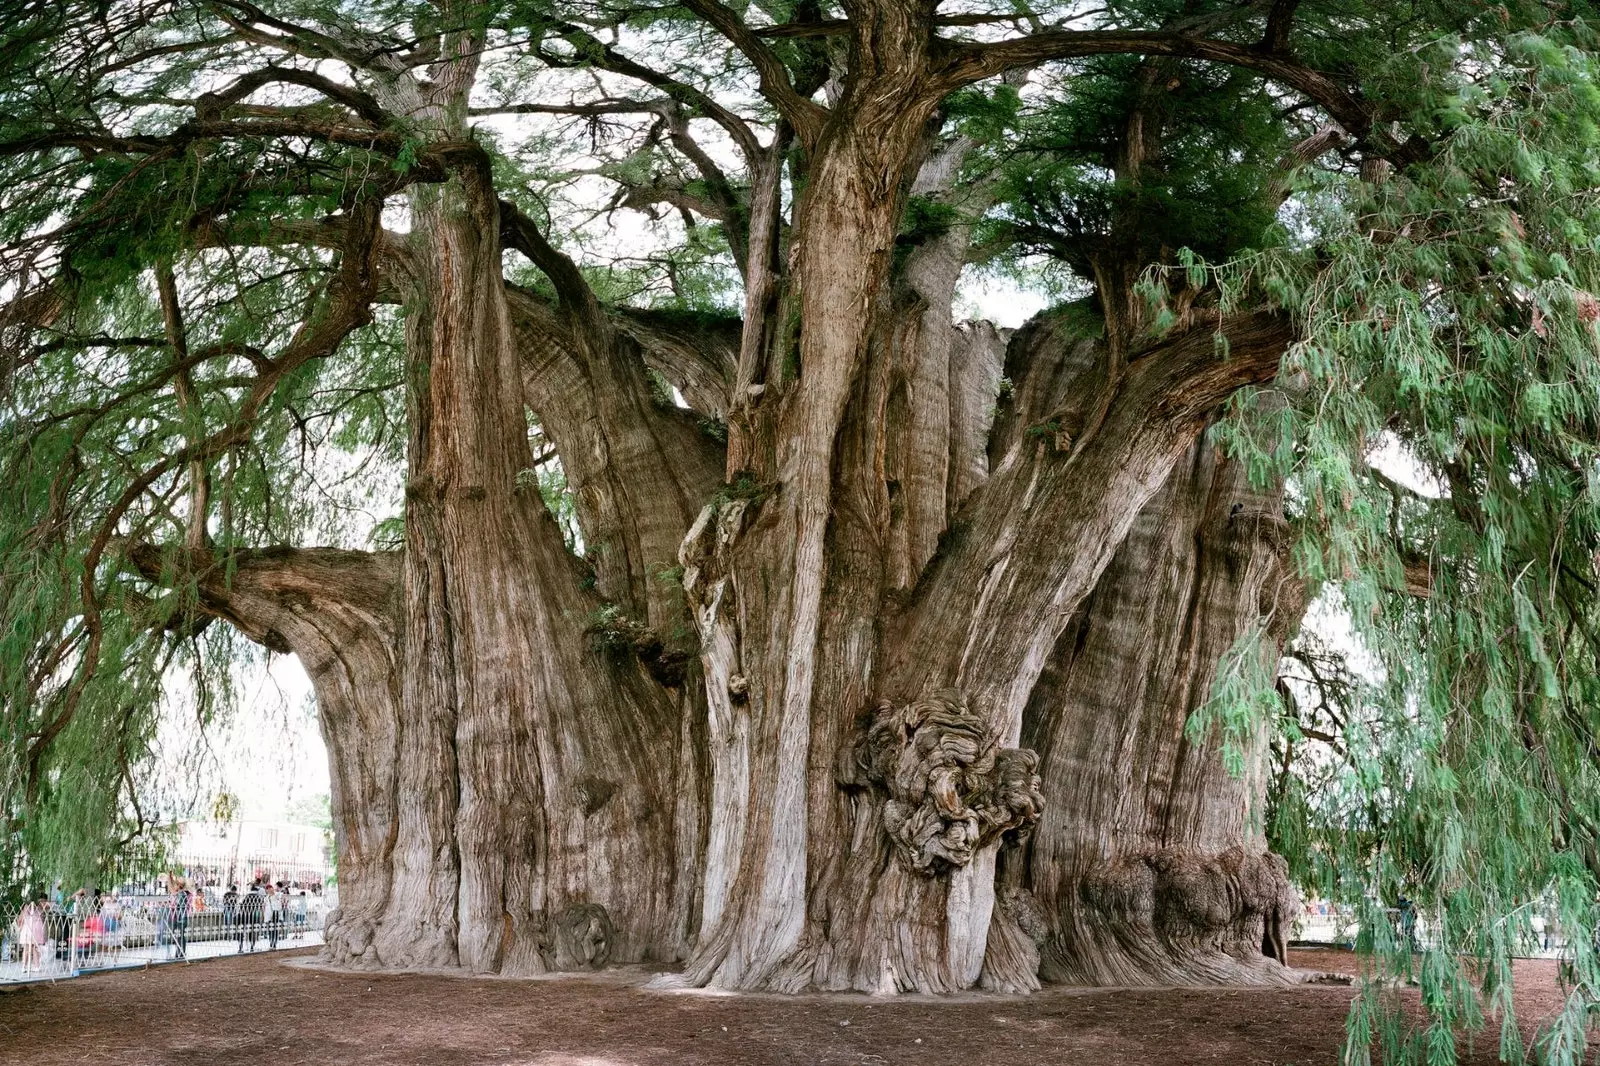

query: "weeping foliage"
(0, 1), (408, 899)
(1189, 23), (1600, 1065)
(4, 0), (1600, 1059)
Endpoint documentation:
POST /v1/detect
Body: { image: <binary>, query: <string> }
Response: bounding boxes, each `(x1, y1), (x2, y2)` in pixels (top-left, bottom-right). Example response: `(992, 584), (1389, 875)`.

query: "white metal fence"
(1, 852), (335, 984)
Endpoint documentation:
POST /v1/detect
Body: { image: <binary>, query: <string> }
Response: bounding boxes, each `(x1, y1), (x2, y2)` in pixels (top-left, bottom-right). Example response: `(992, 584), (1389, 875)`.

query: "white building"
(172, 818), (334, 892)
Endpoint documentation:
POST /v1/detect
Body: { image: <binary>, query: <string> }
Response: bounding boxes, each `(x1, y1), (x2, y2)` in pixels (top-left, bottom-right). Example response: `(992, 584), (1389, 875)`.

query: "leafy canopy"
(3, 3), (1600, 1062)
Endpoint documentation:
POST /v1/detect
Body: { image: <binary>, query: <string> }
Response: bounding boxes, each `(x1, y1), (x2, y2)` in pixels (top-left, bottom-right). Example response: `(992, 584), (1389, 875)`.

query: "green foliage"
(1193, 19), (1600, 1064)
(710, 472), (769, 512)
(284, 793), (333, 831)
(0, 0), (410, 902)
(978, 54), (1289, 280)
(9, 5), (1600, 1063)
(1186, 623), (1286, 780)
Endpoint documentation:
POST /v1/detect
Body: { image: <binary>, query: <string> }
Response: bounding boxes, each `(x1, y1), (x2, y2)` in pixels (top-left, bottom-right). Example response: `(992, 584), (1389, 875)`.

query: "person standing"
(99, 893), (124, 964)
(16, 892), (47, 973)
(292, 889), (308, 940)
(263, 882), (283, 950)
(167, 875), (192, 960)
(1397, 896), (1420, 953)
(239, 881), (264, 952)
(222, 883), (239, 941)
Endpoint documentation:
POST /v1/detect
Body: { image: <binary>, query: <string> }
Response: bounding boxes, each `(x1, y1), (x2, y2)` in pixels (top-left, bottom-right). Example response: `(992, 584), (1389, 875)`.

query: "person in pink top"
(15, 892), (47, 973)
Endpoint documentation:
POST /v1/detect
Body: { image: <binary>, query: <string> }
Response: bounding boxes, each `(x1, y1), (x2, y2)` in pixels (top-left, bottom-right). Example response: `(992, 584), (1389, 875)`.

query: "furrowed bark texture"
(103, 2), (1328, 999)
(376, 164), (691, 975)
(681, 273), (1295, 990)
(1023, 427), (1303, 987)
(190, 172), (705, 977)
(680, 25), (952, 990)
(130, 546), (405, 963)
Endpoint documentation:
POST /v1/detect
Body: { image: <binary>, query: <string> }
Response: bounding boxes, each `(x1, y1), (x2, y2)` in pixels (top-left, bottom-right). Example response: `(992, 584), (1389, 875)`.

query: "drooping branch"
(20, 197), (382, 800)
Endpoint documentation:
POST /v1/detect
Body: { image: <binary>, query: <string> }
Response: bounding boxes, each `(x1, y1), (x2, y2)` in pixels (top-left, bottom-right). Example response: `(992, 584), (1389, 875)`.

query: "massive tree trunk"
(159, 164), (708, 977)
(142, 16), (1310, 995)
(677, 146), (1300, 993)
(1023, 426), (1303, 987)
(366, 160), (703, 974)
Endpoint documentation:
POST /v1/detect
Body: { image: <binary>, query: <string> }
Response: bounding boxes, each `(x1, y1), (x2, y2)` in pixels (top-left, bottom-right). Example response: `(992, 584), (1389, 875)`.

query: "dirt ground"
(0, 948), (1587, 1066)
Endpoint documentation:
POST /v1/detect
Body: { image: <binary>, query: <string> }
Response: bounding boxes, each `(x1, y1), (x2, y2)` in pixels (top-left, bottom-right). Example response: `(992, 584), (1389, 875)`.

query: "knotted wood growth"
(847, 691), (1044, 875)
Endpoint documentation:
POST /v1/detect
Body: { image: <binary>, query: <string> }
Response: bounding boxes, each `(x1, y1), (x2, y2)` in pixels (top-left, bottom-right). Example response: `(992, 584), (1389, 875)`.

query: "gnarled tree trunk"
(1023, 425), (1303, 986)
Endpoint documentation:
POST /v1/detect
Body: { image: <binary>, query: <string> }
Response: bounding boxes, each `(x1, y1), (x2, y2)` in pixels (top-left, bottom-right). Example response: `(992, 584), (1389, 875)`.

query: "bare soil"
(0, 948), (1585, 1066)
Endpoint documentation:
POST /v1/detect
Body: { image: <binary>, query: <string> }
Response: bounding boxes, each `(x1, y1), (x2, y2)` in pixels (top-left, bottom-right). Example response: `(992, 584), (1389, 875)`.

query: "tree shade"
(3, 1), (1600, 1061)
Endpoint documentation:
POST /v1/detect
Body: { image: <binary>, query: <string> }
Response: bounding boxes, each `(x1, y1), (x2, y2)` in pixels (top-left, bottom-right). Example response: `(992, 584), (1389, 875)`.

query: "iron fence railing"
(1, 851), (335, 984)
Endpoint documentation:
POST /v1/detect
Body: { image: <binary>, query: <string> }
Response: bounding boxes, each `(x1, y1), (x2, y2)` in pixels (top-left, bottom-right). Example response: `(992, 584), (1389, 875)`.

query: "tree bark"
(67, 0), (1334, 1000)
(678, 25), (951, 989)
(375, 160), (695, 974)
(168, 162), (707, 977)
(1023, 427), (1305, 986)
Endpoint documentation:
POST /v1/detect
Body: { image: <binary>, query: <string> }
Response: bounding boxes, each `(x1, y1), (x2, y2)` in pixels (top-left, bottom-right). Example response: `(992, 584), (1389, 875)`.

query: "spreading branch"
(676, 0), (828, 144)
(935, 30), (1427, 163)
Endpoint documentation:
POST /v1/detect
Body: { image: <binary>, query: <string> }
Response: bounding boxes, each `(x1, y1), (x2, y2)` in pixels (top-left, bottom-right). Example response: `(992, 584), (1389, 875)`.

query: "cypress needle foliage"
(4, 0), (1600, 1060)
(1187, 21), (1600, 1065)
(0, 0), (408, 897)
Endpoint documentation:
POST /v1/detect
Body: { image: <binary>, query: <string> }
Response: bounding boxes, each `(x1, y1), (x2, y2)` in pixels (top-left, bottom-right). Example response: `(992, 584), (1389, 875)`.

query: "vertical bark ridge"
(509, 289), (725, 633)
(682, 41), (946, 987)
(384, 159), (691, 975)
(1022, 426), (1302, 986)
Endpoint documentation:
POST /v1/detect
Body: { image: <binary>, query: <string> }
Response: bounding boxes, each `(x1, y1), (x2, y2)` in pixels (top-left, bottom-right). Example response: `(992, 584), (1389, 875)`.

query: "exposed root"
(1043, 846), (1302, 987)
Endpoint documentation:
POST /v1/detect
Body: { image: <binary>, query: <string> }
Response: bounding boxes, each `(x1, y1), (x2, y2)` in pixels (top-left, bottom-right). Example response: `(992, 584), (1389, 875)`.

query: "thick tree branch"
(935, 31), (1427, 163)
(1260, 0), (1301, 54)
(499, 198), (609, 342)
(206, 0), (413, 77)
(885, 310), (1297, 722)
(127, 542), (398, 654)
(196, 65), (389, 126)
(677, 0), (828, 144)
(754, 12), (1045, 38)
(468, 98), (674, 117)
(154, 261), (212, 554)
(1264, 124), (1345, 208)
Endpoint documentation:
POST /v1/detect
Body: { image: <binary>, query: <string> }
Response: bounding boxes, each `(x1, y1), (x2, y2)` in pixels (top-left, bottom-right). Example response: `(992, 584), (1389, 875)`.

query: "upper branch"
(206, 0), (411, 77)
(677, 0), (828, 145)
(1260, 0), (1301, 54)
(936, 30), (1426, 163)
(532, 19), (763, 160)
(197, 66), (390, 126)
(499, 198), (609, 342)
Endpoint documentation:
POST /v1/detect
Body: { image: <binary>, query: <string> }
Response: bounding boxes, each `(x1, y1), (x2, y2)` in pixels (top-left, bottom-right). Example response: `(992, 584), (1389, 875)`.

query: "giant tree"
(7, 1), (1600, 1053)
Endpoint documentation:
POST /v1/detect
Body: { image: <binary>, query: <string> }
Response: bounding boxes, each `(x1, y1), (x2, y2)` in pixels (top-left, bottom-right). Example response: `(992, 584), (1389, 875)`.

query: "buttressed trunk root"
(1061, 847), (1298, 986)
(129, 542), (699, 976)
(1023, 424), (1307, 987)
